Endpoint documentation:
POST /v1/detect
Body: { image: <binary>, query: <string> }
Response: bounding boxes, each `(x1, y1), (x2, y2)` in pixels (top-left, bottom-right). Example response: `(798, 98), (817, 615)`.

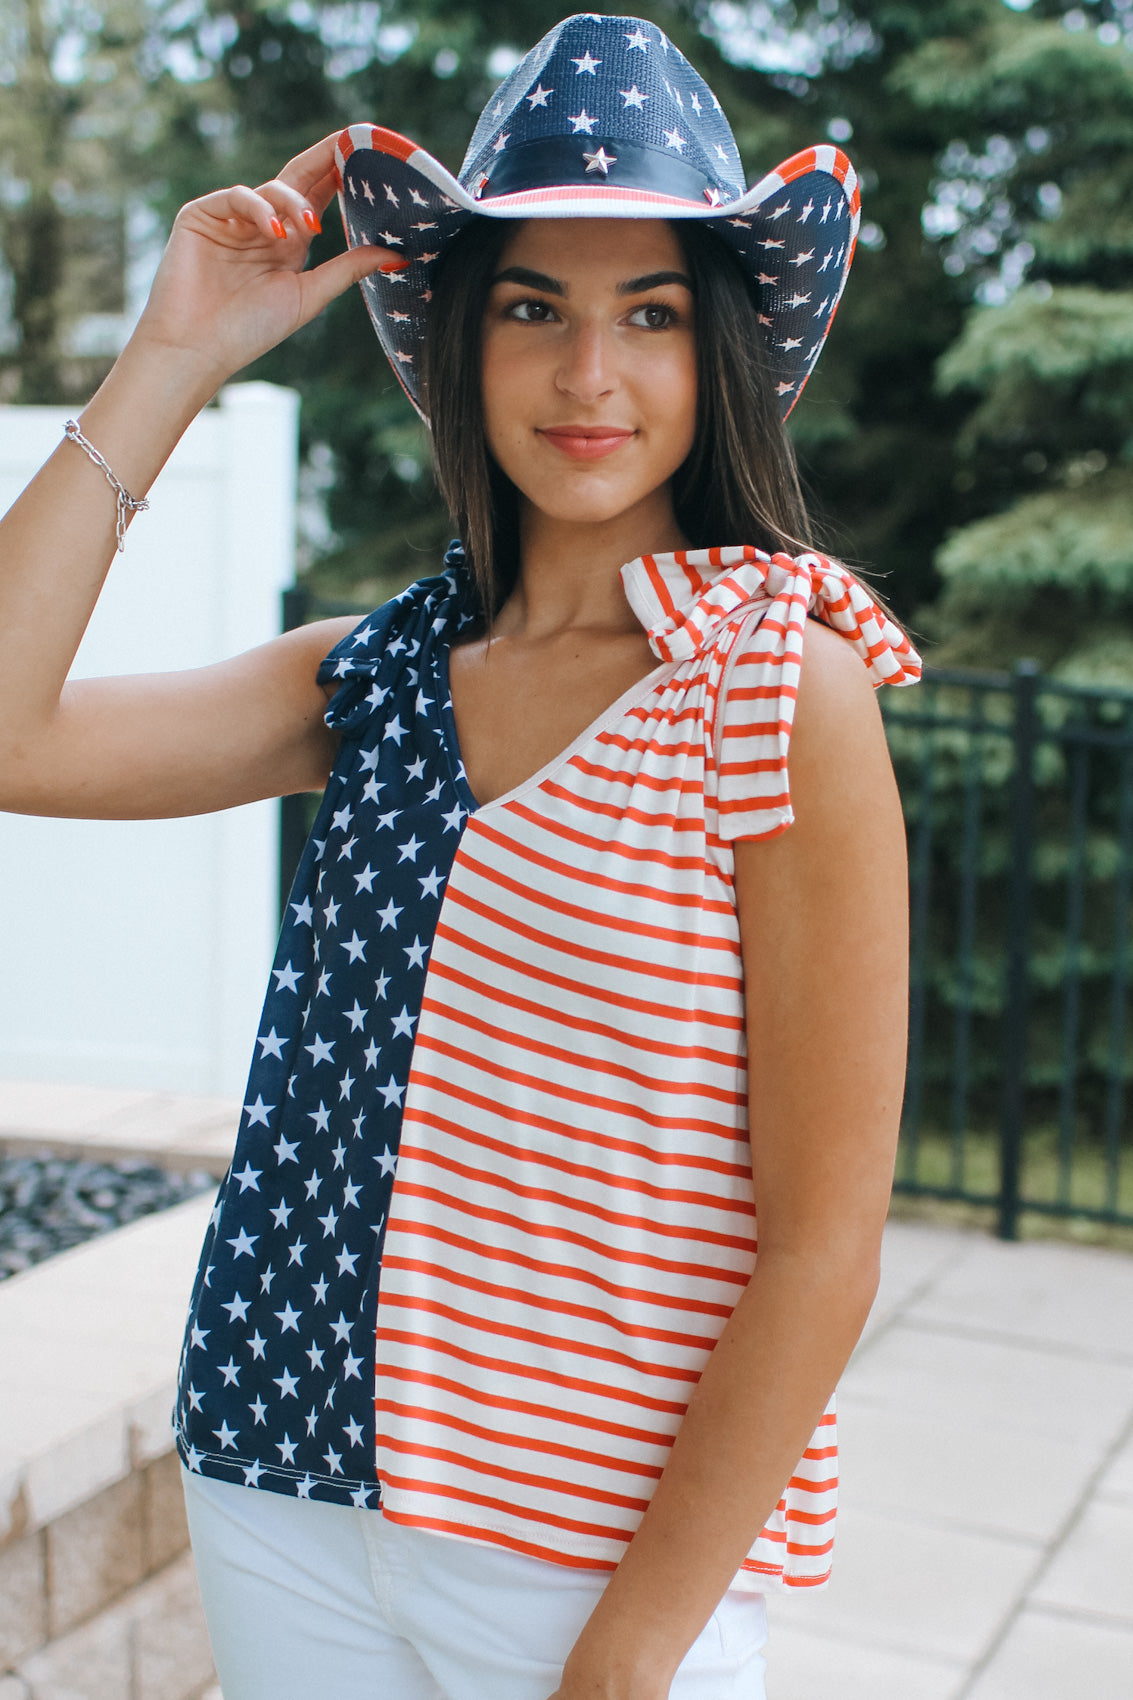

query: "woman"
(0, 15), (919, 1698)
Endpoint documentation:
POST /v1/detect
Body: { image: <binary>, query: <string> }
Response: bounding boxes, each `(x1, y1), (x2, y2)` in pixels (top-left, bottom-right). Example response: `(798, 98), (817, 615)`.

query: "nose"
(554, 320), (616, 404)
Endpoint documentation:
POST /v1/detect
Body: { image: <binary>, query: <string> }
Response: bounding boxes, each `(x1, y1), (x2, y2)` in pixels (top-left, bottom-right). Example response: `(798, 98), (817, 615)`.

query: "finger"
(294, 244), (412, 327)
(273, 133), (347, 204)
(181, 183), (295, 246)
(302, 164), (342, 222)
(255, 177), (326, 241)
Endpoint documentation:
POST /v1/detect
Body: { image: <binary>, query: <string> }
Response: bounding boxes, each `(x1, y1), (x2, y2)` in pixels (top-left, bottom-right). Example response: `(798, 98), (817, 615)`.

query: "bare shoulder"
(794, 616), (883, 734)
(734, 620), (908, 1030)
(784, 617), (893, 809)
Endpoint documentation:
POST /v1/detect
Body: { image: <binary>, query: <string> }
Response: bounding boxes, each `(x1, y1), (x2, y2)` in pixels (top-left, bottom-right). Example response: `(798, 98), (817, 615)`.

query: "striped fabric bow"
(621, 544), (922, 687)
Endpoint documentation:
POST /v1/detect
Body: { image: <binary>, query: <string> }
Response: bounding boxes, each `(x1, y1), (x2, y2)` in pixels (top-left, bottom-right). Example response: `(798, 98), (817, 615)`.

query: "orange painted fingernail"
(379, 257), (411, 273)
(303, 208), (322, 234)
(271, 217), (287, 239)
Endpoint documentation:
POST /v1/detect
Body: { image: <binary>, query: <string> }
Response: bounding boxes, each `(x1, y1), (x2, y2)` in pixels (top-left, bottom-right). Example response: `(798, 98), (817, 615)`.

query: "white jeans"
(183, 1468), (768, 1700)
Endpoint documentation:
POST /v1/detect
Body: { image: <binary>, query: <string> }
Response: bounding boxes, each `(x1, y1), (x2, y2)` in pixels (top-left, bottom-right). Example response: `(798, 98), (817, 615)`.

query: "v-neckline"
(435, 635), (673, 815)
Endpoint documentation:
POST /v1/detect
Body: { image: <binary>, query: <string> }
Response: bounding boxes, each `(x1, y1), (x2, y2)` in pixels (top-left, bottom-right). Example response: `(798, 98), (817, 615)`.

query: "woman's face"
(480, 218), (698, 531)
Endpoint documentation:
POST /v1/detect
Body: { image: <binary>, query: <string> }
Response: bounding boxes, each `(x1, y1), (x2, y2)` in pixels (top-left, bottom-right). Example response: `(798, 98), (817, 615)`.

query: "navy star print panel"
(175, 552), (478, 1505)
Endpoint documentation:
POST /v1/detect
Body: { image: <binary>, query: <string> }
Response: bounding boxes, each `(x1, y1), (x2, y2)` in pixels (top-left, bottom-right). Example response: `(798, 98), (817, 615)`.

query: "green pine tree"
(894, 3), (1133, 684)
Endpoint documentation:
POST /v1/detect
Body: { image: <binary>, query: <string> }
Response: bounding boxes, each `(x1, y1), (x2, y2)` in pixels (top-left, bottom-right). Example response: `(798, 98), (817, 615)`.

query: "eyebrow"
(492, 265), (565, 294)
(620, 270), (693, 295)
(491, 265), (693, 295)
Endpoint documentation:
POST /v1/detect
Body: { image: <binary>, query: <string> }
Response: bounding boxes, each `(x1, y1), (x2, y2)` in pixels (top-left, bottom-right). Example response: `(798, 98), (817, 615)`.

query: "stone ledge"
(1, 1168), (220, 1697)
(0, 1192), (215, 1537)
(0, 1080), (238, 1176)
(0, 1456), (195, 1672)
(12, 1550), (216, 1700)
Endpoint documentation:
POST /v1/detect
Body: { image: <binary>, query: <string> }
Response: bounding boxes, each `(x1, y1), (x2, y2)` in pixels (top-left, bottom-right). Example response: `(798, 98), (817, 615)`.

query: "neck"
(496, 491), (689, 642)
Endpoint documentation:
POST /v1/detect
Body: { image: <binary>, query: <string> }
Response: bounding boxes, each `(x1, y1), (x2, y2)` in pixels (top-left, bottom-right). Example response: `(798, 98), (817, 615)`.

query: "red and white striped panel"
(371, 547), (918, 1588)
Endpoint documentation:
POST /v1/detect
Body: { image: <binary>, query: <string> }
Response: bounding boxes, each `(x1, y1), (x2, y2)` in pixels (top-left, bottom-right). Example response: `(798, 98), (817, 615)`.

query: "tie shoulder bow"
(620, 544), (921, 686)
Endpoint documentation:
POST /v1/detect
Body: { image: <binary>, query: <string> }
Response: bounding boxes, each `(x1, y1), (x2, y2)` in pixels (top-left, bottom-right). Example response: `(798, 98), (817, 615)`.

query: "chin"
(517, 476), (668, 529)
(541, 493), (641, 523)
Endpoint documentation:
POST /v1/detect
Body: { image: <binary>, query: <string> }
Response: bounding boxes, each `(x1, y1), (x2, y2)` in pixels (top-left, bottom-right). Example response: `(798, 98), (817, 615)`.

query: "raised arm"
(551, 620), (909, 1700)
(0, 135), (399, 820)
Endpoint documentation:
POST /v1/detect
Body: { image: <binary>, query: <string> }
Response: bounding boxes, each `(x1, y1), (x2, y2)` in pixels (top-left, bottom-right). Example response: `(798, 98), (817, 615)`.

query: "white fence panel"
(0, 383), (299, 1096)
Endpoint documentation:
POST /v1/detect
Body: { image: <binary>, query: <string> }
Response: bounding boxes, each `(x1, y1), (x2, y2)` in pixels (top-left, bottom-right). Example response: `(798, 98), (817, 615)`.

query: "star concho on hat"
(335, 13), (860, 422)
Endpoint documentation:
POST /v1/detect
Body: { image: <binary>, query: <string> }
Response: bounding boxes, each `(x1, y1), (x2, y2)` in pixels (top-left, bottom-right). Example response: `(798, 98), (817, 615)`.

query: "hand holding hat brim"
(136, 132), (402, 390)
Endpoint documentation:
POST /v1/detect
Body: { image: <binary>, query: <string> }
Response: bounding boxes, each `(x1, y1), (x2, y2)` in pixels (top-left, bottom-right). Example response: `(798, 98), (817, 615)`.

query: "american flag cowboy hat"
(335, 12), (861, 422)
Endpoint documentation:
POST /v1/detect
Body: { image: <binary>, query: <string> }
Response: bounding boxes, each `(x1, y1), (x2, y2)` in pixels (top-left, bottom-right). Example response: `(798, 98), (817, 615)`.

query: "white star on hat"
(663, 128), (687, 153)
(527, 83), (553, 107)
(620, 85), (647, 108)
(568, 110), (597, 134)
(572, 49), (601, 74)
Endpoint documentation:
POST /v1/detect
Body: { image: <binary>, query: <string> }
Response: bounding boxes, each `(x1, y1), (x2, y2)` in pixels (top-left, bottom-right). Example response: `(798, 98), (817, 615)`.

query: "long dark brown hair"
(423, 216), (817, 615)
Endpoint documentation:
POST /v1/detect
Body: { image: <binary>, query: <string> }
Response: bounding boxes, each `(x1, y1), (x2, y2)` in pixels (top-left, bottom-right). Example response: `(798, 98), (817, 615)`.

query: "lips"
(537, 426), (635, 461)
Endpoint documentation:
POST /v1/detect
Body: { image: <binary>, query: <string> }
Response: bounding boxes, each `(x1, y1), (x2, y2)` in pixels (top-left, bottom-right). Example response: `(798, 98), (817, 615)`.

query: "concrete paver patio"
(768, 1220), (1133, 1698)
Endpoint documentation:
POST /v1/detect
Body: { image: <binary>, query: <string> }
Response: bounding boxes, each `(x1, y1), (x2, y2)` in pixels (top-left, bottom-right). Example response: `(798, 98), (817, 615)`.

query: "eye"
(505, 298), (558, 323)
(627, 302), (680, 330)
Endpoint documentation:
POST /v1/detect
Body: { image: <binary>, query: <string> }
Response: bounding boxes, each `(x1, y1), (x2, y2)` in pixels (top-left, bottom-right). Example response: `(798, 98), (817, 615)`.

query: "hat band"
(477, 135), (719, 207)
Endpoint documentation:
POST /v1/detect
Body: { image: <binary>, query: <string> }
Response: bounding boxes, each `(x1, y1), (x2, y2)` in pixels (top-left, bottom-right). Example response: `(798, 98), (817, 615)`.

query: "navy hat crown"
(460, 15), (745, 208)
(336, 13), (861, 421)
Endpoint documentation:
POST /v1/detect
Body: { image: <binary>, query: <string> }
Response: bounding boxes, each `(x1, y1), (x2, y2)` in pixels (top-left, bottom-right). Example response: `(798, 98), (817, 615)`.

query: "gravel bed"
(0, 1154), (217, 1281)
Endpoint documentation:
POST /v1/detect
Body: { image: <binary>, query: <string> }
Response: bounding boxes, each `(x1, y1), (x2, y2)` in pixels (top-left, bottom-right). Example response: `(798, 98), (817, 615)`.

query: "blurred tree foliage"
(0, 0), (164, 401)
(3, 0), (1132, 638)
(893, 2), (1133, 684)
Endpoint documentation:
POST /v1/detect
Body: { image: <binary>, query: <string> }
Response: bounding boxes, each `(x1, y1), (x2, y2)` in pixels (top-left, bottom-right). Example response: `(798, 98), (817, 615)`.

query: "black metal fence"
(883, 663), (1133, 1238)
(282, 582), (1133, 1240)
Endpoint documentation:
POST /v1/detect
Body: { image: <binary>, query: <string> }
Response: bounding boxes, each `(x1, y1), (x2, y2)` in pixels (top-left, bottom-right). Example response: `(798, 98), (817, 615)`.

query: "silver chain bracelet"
(63, 419), (150, 553)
